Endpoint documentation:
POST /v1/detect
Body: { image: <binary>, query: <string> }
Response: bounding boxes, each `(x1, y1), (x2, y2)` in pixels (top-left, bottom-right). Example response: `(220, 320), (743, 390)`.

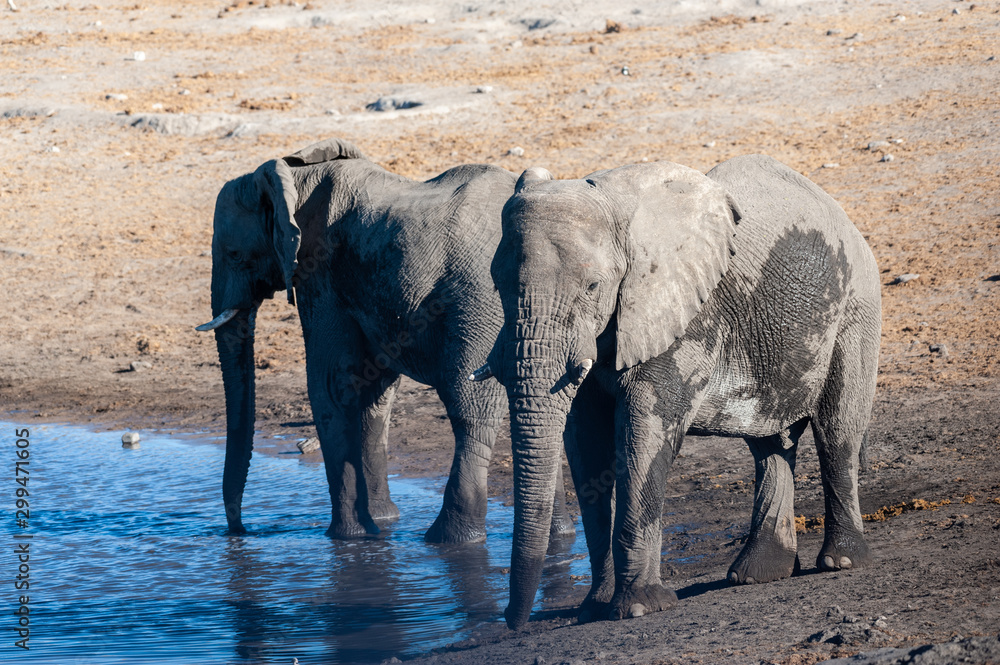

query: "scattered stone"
(179, 89), (191, 96)
(881, 153), (894, 162)
(929, 343), (949, 356)
(868, 140), (890, 150)
(892, 14), (906, 22)
(952, 7), (961, 14)
(846, 32), (864, 40)
(474, 85), (493, 94)
(105, 93), (128, 101)
(130, 360), (153, 372)
(621, 65), (630, 76)
(507, 146), (525, 157)
(122, 432), (141, 448)
(809, 628), (845, 645)
(818, 636), (1000, 665)
(297, 437), (320, 454)
(366, 96), (423, 112)
(823, 162), (840, 168)
(826, 29), (843, 36)
(324, 108), (340, 115)
(46, 146), (61, 153)
(605, 19), (623, 34)
(425, 17), (435, 24)
(132, 51), (146, 61)
(890, 137), (905, 144)
(521, 17), (556, 31)
(151, 103), (163, 110)
(703, 141), (716, 148)
(891, 273), (920, 284)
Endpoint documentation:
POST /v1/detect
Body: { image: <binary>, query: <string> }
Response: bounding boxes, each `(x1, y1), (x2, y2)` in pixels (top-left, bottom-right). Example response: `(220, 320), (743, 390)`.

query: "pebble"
(892, 14), (906, 22)
(929, 343), (949, 356)
(130, 360), (152, 371)
(890, 137), (905, 144)
(703, 141), (716, 148)
(891, 273), (920, 284)
(826, 29), (842, 36)
(179, 89), (191, 96)
(953, 8), (961, 14)
(621, 65), (630, 76)
(823, 162), (840, 168)
(133, 51), (146, 61)
(151, 103), (163, 110)
(105, 93), (128, 101)
(881, 154), (895, 162)
(846, 32), (863, 41)
(297, 437), (320, 454)
(868, 140), (890, 150)
(507, 146), (525, 157)
(122, 432), (140, 448)
(46, 146), (61, 153)
(474, 85), (493, 94)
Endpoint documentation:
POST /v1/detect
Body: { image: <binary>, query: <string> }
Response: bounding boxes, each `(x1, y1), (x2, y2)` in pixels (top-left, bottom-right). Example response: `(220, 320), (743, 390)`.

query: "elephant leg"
(564, 378), (616, 622)
(607, 382), (687, 621)
(425, 379), (504, 544)
(549, 459), (576, 542)
(812, 315), (878, 572)
(728, 419), (807, 585)
(361, 375), (402, 523)
(301, 308), (380, 539)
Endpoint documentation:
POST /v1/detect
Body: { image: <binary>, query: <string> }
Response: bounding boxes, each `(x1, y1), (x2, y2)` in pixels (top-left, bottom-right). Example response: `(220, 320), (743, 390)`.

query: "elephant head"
(482, 162), (741, 628)
(195, 138), (365, 533)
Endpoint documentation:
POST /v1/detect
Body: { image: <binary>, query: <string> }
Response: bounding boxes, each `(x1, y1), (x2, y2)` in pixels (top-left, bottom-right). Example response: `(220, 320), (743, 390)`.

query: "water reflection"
(3, 422), (588, 664)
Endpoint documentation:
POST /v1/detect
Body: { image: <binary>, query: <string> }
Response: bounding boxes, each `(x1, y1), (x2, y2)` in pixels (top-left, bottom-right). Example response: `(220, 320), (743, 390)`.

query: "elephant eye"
(587, 281), (600, 292)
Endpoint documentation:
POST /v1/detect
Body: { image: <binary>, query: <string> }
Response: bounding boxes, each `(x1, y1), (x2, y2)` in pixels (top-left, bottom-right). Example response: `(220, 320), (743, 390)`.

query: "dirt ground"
(1, 0), (998, 663)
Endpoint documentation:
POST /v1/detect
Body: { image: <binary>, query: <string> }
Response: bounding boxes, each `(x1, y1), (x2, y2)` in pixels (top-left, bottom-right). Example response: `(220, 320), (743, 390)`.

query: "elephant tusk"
(195, 308), (240, 332)
(573, 358), (594, 385)
(468, 364), (494, 382)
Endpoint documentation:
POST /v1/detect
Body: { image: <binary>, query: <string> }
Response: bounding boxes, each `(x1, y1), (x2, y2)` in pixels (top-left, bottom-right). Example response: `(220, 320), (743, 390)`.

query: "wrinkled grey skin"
(200, 138), (574, 543)
(484, 155), (880, 628)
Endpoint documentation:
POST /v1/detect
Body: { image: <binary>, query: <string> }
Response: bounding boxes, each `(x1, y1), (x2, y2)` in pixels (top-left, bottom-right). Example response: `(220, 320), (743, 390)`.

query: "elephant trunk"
(502, 313), (581, 628)
(215, 307), (257, 534)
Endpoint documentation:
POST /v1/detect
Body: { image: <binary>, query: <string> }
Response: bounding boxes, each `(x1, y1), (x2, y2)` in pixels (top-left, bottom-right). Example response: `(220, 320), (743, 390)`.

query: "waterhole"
(2, 422), (590, 664)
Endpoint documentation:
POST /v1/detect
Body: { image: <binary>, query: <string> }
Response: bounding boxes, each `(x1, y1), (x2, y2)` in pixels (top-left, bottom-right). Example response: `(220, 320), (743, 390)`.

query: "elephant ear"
(282, 138), (366, 166)
(599, 162), (741, 370)
(253, 159), (300, 305)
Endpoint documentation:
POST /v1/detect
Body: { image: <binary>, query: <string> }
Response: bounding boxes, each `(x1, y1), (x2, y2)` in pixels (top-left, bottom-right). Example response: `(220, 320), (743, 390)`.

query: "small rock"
(534, 657), (546, 665)
(826, 29), (843, 36)
(366, 96), (423, 112)
(621, 65), (630, 76)
(952, 7), (961, 14)
(130, 360), (153, 372)
(297, 437), (321, 454)
(122, 432), (140, 445)
(868, 140), (890, 150)
(507, 146), (525, 157)
(892, 14), (906, 22)
(151, 103), (163, 110)
(823, 162), (840, 168)
(827, 605), (843, 619)
(890, 138), (905, 144)
(881, 153), (894, 162)
(891, 273), (920, 284)
(133, 51), (146, 61)
(843, 614), (862, 624)
(928, 343), (949, 356)
(846, 32), (864, 40)
(474, 85), (493, 94)
(324, 108), (340, 115)
(703, 141), (716, 148)
(873, 617), (889, 629)
(425, 17), (435, 24)
(105, 93), (128, 101)
(46, 146), (61, 153)
(179, 89), (191, 96)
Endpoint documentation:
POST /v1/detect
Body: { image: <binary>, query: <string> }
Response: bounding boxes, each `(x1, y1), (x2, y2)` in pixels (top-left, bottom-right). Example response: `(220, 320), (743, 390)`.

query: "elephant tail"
(283, 138), (367, 166)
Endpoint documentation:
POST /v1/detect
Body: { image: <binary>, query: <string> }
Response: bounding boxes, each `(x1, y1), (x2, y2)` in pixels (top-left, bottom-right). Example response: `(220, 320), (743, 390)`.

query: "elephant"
(196, 138), (574, 543)
(476, 154), (881, 628)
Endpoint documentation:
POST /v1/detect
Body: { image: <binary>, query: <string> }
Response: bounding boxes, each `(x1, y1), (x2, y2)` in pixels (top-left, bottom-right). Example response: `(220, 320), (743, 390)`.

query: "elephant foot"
(728, 537), (799, 585)
(608, 583), (678, 621)
(549, 510), (576, 540)
(424, 512), (487, 544)
(326, 518), (379, 539)
(817, 529), (871, 572)
(577, 585), (613, 624)
(226, 522), (248, 536)
(368, 498), (400, 523)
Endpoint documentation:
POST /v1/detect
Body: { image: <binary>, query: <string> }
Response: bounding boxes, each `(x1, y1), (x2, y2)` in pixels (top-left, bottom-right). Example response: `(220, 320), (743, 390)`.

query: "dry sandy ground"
(1, 0), (999, 663)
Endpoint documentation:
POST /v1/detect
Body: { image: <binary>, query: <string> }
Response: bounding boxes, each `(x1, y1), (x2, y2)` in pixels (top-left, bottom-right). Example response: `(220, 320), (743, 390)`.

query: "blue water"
(1, 423), (589, 664)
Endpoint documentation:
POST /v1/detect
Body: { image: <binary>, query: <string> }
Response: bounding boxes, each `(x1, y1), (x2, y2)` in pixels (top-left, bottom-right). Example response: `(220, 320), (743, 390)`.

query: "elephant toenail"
(629, 603), (646, 618)
(728, 571), (739, 584)
(823, 555), (836, 569)
(839, 556), (852, 569)
(745, 576), (756, 584)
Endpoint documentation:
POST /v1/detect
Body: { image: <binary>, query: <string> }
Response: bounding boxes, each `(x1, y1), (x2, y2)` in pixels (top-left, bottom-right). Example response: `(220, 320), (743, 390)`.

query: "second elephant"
(197, 138), (574, 543)
(480, 154), (880, 627)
